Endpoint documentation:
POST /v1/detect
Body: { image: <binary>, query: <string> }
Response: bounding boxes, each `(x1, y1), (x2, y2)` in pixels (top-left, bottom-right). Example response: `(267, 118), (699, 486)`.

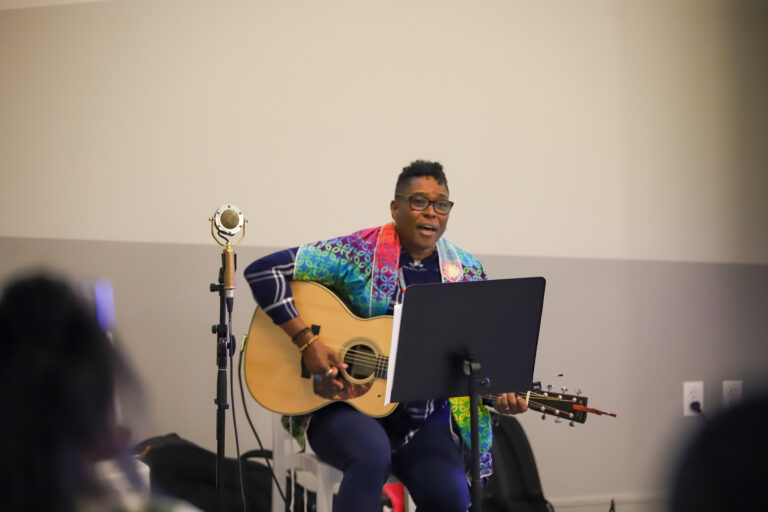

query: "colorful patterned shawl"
(294, 223), (494, 477)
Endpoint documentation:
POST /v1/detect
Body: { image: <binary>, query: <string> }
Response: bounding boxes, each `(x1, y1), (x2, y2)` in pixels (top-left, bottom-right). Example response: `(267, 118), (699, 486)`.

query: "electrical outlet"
(723, 380), (742, 406)
(683, 381), (703, 416)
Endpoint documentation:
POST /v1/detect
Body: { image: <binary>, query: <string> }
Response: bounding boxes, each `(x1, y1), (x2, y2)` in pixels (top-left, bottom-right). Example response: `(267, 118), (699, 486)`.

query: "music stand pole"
(463, 354), (488, 512)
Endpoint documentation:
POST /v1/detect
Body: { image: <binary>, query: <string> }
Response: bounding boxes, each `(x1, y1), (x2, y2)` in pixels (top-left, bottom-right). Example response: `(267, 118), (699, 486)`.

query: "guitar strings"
(482, 391), (578, 404)
(331, 354), (578, 411)
(317, 347), (388, 376)
(335, 352), (576, 399)
(340, 354), (385, 367)
(342, 353), (383, 365)
(481, 392), (581, 413)
(324, 347), (387, 368)
(329, 355), (575, 407)
(320, 347), (586, 419)
(322, 349), (587, 418)
(328, 350), (579, 407)
(328, 352), (579, 411)
(482, 392), (580, 419)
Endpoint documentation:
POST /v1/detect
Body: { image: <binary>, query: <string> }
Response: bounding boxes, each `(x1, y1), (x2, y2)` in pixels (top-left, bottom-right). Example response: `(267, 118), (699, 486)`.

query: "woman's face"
(390, 176), (450, 258)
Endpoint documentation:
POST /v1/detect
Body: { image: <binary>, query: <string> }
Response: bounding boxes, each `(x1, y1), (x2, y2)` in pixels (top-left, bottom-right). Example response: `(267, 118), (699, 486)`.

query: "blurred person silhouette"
(668, 390), (768, 511)
(0, 272), (197, 511)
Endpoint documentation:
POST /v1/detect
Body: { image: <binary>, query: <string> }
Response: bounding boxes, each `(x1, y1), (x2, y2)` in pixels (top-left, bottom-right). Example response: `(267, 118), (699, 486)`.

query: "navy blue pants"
(306, 402), (470, 512)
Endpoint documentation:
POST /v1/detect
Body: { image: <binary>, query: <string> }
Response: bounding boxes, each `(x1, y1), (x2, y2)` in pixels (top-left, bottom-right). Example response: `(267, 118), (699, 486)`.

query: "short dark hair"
(395, 160), (449, 196)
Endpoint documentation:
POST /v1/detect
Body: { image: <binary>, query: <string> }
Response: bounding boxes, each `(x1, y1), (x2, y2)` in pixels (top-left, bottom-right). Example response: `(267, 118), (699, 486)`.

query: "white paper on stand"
(384, 302), (403, 405)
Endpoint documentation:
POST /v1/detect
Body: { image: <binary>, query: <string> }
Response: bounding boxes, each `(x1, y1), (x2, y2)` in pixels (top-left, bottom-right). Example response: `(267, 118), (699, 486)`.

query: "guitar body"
(245, 280), (398, 417)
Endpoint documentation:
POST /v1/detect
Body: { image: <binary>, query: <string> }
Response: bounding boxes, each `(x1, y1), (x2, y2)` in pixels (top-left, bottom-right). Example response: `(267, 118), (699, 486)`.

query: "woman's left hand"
(495, 392), (528, 414)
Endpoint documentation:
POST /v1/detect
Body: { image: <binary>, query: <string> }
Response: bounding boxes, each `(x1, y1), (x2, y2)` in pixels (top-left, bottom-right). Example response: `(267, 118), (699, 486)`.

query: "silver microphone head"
(212, 205), (244, 237)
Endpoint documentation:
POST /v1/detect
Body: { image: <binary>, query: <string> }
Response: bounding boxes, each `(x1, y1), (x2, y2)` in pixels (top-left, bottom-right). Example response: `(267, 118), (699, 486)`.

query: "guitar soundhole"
(344, 344), (376, 381)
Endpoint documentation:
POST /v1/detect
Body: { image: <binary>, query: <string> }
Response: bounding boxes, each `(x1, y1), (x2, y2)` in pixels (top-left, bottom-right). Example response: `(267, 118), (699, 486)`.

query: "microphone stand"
(208, 205), (246, 512)
(210, 246), (236, 512)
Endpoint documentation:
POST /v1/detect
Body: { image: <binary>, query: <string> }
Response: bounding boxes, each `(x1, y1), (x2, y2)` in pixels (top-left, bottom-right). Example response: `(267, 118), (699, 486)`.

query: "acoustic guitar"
(244, 281), (611, 424)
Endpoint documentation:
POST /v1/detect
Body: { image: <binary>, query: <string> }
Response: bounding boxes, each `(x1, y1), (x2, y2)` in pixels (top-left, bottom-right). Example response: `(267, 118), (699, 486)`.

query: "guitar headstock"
(527, 387), (589, 425)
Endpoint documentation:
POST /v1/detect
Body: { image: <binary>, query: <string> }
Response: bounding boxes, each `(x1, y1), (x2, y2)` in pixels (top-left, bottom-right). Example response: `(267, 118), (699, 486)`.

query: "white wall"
(1, 0), (766, 264)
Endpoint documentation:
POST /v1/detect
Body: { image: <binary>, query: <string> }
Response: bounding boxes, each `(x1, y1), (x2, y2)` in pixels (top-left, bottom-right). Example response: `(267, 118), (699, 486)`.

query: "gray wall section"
(481, 253), (768, 506)
(2, 236), (767, 509)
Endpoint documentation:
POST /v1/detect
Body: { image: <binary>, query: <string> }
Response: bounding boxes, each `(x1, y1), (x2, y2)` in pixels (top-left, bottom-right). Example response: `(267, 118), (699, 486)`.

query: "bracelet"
(291, 327), (311, 344)
(298, 335), (318, 353)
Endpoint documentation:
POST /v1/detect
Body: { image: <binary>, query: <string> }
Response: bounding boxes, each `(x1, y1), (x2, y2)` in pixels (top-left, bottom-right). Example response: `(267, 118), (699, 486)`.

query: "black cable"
(238, 330), (289, 506)
(228, 311), (248, 512)
(690, 400), (707, 420)
(216, 229), (231, 243)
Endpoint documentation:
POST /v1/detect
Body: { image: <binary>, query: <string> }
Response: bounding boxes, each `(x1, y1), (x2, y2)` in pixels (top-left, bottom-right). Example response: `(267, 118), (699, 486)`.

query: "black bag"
(136, 433), (272, 512)
(481, 415), (554, 512)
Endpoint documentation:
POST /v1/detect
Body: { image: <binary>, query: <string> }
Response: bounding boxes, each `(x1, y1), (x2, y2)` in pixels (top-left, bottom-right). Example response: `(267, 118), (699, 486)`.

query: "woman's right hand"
(302, 339), (347, 390)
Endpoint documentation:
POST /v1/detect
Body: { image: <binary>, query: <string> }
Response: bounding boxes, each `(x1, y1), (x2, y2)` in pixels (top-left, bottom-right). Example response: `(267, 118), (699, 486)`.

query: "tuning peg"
(569, 421), (575, 427)
(541, 414), (547, 421)
(546, 384), (553, 391)
(576, 389), (582, 396)
(561, 386), (568, 393)
(554, 417), (562, 424)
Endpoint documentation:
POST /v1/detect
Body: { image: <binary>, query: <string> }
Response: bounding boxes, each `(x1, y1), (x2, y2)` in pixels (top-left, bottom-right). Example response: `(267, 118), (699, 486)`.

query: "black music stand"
(389, 277), (546, 512)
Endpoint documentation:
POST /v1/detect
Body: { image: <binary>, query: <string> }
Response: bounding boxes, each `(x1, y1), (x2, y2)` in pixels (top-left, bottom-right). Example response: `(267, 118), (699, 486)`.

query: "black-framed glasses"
(396, 194), (454, 214)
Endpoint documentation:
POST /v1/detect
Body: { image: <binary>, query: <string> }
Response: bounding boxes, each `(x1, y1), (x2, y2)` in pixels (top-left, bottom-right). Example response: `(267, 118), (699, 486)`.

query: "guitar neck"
(366, 353), (590, 424)
(481, 389), (590, 424)
(348, 347), (605, 424)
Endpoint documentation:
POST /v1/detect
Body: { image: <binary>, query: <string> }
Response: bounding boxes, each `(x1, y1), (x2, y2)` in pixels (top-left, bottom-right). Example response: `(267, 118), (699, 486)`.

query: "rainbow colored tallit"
(294, 223), (494, 477)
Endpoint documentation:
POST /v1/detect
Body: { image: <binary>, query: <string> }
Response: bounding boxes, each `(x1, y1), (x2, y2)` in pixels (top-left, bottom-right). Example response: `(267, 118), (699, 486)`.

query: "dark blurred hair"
(395, 160), (449, 196)
(0, 273), (117, 511)
(668, 392), (768, 511)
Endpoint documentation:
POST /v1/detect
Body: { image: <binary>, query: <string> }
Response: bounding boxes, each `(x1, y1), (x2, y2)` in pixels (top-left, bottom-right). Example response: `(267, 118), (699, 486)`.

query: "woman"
(245, 160), (527, 512)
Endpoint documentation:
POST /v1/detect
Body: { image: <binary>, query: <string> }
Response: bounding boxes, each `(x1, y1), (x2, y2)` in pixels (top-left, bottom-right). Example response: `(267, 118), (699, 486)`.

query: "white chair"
(270, 414), (412, 512)
(270, 413), (341, 512)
